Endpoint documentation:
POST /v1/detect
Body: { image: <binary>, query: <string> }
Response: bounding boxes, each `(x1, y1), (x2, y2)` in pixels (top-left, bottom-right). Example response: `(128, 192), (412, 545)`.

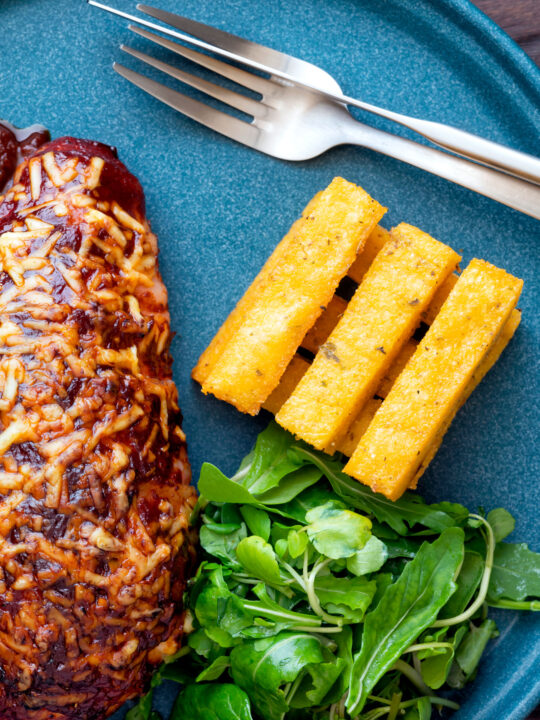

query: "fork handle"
(342, 118), (540, 220)
(346, 97), (540, 186)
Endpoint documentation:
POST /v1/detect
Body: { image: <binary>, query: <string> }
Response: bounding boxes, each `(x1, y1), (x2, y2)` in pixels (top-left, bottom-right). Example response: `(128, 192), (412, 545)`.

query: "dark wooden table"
(475, 0), (540, 65)
(470, 1), (540, 715)
(473, 5), (540, 720)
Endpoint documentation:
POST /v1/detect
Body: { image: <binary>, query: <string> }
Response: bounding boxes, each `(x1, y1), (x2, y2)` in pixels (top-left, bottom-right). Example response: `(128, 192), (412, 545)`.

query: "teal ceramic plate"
(0, 0), (538, 718)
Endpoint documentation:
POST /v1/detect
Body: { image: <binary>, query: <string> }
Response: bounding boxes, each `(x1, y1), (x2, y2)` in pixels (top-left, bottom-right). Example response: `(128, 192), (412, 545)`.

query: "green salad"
(128, 422), (540, 720)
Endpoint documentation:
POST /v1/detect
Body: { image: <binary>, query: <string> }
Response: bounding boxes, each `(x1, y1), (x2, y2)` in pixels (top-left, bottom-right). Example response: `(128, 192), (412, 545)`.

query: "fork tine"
(113, 63), (259, 147)
(129, 25), (277, 97)
(120, 45), (265, 118)
(136, 3), (340, 90)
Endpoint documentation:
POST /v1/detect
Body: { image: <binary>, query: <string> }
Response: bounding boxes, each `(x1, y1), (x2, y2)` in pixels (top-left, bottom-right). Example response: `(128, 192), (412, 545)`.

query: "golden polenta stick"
(345, 260), (523, 500)
(301, 295), (347, 355)
(263, 354), (310, 415)
(195, 178), (386, 414)
(348, 225), (390, 284)
(276, 223), (460, 450)
(375, 339), (417, 399)
(408, 308), (521, 490)
(192, 192), (324, 385)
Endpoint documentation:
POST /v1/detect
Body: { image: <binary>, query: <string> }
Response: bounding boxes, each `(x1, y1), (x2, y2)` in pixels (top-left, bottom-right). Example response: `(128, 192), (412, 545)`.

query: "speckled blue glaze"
(0, 0), (538, 718)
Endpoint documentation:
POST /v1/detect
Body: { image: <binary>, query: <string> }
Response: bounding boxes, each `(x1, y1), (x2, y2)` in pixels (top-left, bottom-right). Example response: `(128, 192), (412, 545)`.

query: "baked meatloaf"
(0, 129), (197, 719)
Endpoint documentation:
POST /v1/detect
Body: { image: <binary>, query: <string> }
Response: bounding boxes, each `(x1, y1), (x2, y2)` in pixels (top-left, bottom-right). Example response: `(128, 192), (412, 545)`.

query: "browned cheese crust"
(0, 137), (197, 719)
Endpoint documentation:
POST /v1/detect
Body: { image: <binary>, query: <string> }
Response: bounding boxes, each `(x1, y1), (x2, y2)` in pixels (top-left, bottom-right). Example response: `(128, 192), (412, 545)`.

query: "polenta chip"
(345, 260), (523, 500)
(409, 308), (521, 489)
(276, 223), (460, 450)
(193, 178), (386, 414)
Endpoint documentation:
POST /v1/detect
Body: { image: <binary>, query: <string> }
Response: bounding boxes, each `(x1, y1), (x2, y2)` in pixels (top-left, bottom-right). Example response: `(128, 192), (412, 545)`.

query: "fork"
(89, 1), (540, 220)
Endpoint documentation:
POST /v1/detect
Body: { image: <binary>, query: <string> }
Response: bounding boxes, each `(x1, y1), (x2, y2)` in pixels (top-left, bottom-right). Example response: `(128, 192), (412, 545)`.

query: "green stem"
(404, 641), (453, 654)
(281, 560), (307, 591)
(242, 601), (321, 626)
(392, 659), (431, 695)
(432, 513), (494, 628)
(488, 598), (540, 611)
(293, 624), (343, 633)
(305, 557), (343, 626)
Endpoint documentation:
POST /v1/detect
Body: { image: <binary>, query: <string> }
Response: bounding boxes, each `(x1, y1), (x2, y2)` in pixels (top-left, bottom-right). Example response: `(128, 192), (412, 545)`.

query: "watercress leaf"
(236, 536), (283, 585)
(288, 529), (309, 559)
(199, 463), (259, 504)
(346, 527), (465, 716)
(171, 683), (254, 720)
(221, 504), (243, 525)
(194, 567), (252, 642)
(293, 446), (459, 535)
(306, 503), (371, 559)
(487, 508), (516, 543)
(200, 524), (247, 569)
(195, 655), (231, 682)
(230, 632), (324, 720)
(240, 506), (271, 541)
(488, 542), (540, 601)
(256, 466), (322, 505)
(275, 538), (288, 558)
(240, 421), (304, 495)
(314, 575), (376, 622)
(439, 551), (484, 619)
(188, 628), (223, 660)
(347, 536), (388, 576)
(455, 618), (498, 678)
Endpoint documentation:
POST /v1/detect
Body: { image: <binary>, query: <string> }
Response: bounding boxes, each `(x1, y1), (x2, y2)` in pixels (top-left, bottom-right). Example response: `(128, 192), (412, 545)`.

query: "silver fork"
(89, 1), (540, 220)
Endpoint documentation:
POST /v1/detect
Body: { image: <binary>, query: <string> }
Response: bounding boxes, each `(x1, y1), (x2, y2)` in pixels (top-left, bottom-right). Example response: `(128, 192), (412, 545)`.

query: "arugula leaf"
(199, 463), (260, 505)
(238, 422), (304, 495)
(346, 528), (465, 715)
(439, 551), (484, 619)
(305, 503), (372, 559)
(347, 535), (388, 576)
(488, 542), (540, 601)
(171, 683), (254, 720)
(290, 655), (347, 708)
(230, 632), (324, 720)
(314, 575), (376, 622)
(278, 484), (342, 522)
(195, 655), (231, 682)
(455, 618), (498, 678)
(419, 625), (467, 689)
(256, 466), (322, 505)
(240, 506), (271, 541)
(402, 696), (432, 720)
(236, 536), (284, 585)
(293, 447), (461, 535)
(487, 508), (515, 542)
(125, 691), (157, 720)
(383, 536), (422, 559)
